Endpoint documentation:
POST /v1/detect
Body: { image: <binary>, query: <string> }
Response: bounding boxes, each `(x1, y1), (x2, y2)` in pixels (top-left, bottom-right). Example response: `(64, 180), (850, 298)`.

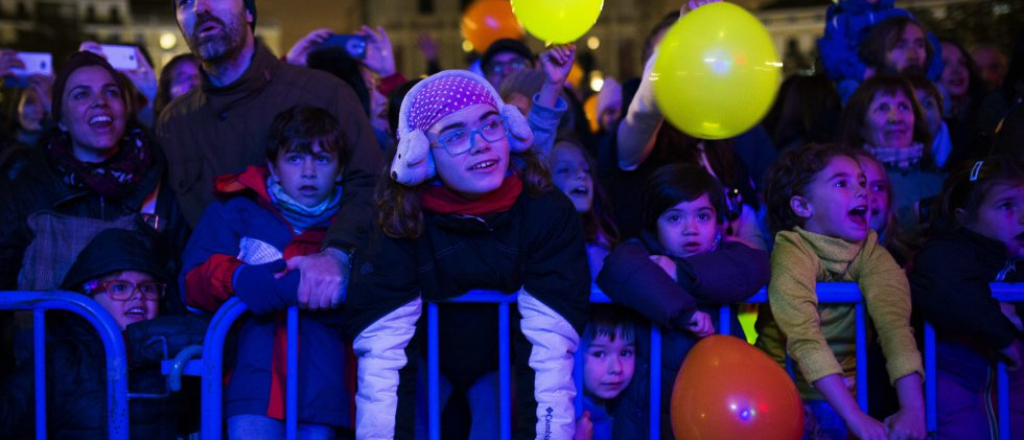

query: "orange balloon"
(461, 0), (524, 53)
(671, 335), (803, 440)
(566, 61), (583, 90)
(583, 94), (599, 133)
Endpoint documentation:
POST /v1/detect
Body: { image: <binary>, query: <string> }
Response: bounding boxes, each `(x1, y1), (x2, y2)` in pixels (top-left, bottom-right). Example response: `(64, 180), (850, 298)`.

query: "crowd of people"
(0, 0), (1021, 439)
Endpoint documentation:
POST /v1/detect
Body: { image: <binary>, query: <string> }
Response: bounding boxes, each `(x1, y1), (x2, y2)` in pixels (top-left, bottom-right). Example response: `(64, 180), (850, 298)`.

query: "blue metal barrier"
(924, 283), (1024, 439)
(0, 291), (130, 440)
(424, 283), (868, 440)
(184, 282), (877, 440)
(198, 299), (303, 440)
(721, 283), (870, 411)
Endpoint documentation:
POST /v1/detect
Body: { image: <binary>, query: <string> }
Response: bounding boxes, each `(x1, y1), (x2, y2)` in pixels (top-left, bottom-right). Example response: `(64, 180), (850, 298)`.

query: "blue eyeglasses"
(431, 116), (508, 156)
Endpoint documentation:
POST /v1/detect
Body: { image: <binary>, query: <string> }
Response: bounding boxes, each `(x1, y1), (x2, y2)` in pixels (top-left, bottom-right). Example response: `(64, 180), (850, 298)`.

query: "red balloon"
(671, 335), (803, 440)
(461, 0), (524, 53)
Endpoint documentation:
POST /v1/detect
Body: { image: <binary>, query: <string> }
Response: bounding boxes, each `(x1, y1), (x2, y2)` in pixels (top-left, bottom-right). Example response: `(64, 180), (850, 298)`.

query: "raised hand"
(286, 28), (333, 66)
(539, 44), (576, 87)
(687, 310), (715, 337)
(357, 25), (396, 77)
(0, 49), (25, 78)
(417, 32), (440, 63)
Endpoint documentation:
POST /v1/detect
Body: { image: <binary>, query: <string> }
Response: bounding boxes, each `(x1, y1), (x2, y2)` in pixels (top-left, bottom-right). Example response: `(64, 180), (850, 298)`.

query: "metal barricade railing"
(195, 299), (304, 440)
(0, 291), (130, 440)
(424, 283), (868, 440)
(166, 281), (1024, 439)
(924, 283), (1024, 439)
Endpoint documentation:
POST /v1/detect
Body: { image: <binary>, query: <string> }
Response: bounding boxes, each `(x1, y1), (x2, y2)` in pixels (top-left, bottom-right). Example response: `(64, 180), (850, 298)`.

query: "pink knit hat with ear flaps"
(391, 70), (534, 186)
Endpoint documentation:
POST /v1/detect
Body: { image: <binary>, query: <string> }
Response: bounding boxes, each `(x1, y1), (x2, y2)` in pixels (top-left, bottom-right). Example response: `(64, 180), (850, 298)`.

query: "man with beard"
(158, 0), (381, 309)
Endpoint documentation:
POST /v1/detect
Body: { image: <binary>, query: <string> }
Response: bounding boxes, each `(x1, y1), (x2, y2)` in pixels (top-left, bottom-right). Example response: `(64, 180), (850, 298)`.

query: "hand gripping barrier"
(424, 283), (865, 440)
(165, 282), (1024, 440)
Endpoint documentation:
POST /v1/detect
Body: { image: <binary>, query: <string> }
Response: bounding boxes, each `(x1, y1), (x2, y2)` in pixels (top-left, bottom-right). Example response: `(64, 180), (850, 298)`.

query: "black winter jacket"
(911, 227), (1023, 352)
(596, 233), (770, 439)
(0, 314), (207, 439)
(0, 136), (188, 312)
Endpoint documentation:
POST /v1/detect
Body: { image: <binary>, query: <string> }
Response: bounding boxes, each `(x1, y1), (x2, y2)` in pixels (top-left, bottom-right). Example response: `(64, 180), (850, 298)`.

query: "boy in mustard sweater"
(756, 144), (925, 440)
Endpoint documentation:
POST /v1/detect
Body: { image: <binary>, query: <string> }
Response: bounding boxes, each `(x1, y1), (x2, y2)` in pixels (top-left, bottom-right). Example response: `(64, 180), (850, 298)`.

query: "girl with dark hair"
(762, 74), (842, 153)
(548, 139), (619, 281)
(937, 38), (993, 167)
(839, 75), (946, 239)
(288, 26), (404, 152)
(346, 70), (589, 440)
(596, 162), (769, 439)
(911, 157), (1024, 440)
(0, 51), (187, 311)
(153, 53), (199, 116)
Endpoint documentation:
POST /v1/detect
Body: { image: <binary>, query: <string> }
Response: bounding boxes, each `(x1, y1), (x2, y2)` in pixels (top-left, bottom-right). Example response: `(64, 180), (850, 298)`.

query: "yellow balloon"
(510, 0), (604, 44)
(652, 2), (782, 140)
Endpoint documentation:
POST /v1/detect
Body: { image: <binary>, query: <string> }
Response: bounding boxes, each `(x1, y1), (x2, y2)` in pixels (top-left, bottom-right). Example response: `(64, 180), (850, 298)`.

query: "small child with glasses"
(0, 228), (203, 439)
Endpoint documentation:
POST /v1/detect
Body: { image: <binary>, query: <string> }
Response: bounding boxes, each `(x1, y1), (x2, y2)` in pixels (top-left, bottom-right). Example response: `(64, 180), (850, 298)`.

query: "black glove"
(125, 313), (210, 367)
(234, 260), (301, 315)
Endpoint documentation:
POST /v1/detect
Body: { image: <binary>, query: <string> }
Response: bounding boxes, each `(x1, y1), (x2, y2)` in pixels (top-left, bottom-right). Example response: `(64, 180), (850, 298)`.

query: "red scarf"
(420, 174), (523, 216)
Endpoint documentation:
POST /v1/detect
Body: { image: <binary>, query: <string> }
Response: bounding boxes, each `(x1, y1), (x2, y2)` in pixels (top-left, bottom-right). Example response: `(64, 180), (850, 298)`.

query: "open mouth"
(468, 160), (497, 171)
(848, 205), (868, 227)
(89, 115), (113, 129)
(569, 185), (589, 196)
(682, 241), (704, 252)
(125, 307), (147, 319)
(196, 20), (222, 36)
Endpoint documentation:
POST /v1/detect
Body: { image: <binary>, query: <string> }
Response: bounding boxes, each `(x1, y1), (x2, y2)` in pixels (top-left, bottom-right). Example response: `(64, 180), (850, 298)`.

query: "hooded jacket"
(180, 165), (354, 428)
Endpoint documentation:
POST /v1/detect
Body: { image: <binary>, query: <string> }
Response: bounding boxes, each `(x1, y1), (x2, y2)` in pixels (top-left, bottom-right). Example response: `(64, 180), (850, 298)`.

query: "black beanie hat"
(172, 0), (256, 31)
(61, 229), (170, 292)
(243, 0), (257, 31)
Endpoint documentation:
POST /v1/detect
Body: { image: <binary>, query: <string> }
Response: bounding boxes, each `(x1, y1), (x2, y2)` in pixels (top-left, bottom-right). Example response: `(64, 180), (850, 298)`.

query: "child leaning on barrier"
(754, 143), (926, 440)
(180, 106), (355, 439)
(0, 228), (205, 440)
(573, 305), (639, 440)
(595, 163), (770, 439)
(910, 158), (1024, 440)
(345, 69), (589, 440)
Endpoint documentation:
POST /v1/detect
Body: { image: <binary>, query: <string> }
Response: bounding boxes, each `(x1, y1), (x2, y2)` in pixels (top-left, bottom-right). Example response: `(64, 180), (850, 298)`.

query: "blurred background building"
(0, 0), (1017, 94)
